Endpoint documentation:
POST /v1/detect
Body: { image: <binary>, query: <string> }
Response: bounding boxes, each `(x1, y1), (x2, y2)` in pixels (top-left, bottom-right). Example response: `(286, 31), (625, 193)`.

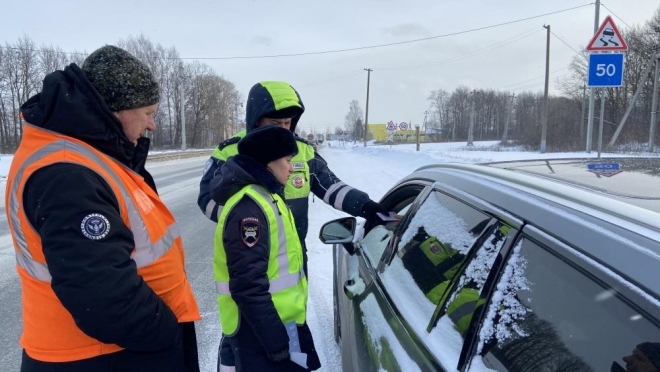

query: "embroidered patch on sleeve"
(202, 158), (213, 176)
(80, 213), (111, 240)
(240, 217), (260, 247)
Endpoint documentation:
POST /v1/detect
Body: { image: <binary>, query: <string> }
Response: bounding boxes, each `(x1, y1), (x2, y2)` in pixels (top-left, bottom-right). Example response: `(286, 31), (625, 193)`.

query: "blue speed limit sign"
(588, 53), (624, 87)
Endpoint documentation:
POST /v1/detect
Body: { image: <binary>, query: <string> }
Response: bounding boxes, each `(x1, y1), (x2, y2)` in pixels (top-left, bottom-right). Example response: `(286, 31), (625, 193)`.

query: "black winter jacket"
(18, 64), (198, 372)
(217, 155), (320, 370)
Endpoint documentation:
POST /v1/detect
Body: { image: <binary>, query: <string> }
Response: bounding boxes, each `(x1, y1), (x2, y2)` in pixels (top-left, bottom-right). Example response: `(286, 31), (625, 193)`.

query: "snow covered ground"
(0, 140), (655, 371)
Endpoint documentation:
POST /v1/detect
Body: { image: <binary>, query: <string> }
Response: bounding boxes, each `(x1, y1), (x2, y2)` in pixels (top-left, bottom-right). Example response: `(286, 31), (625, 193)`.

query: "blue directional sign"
(588, 53), (624, 87)
(587, 162), (622, 177)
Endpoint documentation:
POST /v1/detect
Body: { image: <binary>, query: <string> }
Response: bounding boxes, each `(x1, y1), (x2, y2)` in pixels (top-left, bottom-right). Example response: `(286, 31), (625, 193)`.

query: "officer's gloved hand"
(267, 346), (290, 362)
(361, 200), (396, 226)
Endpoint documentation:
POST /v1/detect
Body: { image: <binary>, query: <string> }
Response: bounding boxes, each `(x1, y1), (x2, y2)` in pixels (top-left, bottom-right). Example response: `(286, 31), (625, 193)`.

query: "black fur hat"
(82, 45), (160, 112)
(238, 125), (299, 164)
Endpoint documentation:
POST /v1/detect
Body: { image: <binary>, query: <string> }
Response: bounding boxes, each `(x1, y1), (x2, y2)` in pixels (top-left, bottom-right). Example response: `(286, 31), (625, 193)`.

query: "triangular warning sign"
(586, 16), (628, 51)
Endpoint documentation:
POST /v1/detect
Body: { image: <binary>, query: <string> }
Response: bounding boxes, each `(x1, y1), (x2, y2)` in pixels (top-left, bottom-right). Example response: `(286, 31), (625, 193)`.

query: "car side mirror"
(319, 217), (357, 255)
(319, 217), (356, 244)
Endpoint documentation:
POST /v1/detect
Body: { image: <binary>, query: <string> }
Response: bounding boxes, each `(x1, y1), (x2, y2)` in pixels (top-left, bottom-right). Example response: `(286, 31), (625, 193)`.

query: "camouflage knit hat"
(82, 45), (160, 112)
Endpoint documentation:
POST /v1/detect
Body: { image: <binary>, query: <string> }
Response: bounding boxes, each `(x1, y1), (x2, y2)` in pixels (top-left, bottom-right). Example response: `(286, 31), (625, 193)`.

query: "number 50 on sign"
(587, 53), (624, 88)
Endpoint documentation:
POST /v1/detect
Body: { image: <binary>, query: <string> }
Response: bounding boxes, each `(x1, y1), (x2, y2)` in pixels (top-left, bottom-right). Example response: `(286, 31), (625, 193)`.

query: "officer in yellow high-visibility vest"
(214, 125), (321, 372)
(200, 81), (392, 371)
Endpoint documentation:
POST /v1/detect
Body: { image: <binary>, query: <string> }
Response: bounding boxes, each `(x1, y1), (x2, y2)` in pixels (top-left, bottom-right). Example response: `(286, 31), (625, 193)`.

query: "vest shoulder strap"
(218, 136), (240, 150)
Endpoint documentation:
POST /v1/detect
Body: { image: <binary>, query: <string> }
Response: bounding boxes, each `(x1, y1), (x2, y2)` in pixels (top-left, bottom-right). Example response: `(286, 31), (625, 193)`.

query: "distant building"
(367, 123), (425, 143)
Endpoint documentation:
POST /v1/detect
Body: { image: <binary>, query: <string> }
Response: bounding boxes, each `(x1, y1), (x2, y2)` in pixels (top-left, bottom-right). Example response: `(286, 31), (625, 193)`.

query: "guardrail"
(147, 149), (213, 162)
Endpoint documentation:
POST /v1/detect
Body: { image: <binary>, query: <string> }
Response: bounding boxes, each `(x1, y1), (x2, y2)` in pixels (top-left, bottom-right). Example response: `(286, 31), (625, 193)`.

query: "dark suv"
(319, 158), (660, 372)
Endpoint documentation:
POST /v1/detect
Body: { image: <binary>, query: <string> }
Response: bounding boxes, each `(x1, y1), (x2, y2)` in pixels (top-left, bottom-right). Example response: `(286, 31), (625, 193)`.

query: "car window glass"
(361, 225), (393, 265)
(380, 190), (491, 346)
(472, 236), (660, 372)
(360, 191), (418, 265)
(431, 223), (511, 368)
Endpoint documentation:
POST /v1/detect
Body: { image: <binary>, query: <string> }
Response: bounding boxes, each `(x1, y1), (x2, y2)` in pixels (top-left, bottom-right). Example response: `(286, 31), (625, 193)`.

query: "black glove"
(361, 200), (389, 225)
(267, 346), (290, 362)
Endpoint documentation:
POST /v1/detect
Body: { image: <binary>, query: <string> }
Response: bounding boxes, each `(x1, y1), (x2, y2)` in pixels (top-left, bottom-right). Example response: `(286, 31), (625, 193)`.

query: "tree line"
(0, 35), (242, 152)
(341, 7), (660, 152)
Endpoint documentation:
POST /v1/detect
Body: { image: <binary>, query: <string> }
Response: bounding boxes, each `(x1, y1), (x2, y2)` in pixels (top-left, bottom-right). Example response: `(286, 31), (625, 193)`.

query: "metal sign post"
(585, 16), (627, 158)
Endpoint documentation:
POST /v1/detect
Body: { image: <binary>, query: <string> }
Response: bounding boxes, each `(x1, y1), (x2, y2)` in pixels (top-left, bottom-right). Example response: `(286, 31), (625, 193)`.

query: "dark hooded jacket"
(17, 64), (198, 372)
(198, 82), (373, 247)
(216, 154), (321, 371)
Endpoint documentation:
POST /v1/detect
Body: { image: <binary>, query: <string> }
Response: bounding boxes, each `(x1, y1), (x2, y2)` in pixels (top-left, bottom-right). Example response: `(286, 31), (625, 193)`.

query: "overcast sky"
(3, 0), (658, 134)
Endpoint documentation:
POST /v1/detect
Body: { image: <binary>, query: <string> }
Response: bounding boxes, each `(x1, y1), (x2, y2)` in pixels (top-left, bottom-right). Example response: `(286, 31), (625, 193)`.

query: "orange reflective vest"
(5, 124), (201, 362)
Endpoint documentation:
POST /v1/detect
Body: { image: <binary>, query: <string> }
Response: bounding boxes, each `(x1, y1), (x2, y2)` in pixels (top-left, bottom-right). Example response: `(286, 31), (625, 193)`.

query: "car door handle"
(343, 279), (357, 300)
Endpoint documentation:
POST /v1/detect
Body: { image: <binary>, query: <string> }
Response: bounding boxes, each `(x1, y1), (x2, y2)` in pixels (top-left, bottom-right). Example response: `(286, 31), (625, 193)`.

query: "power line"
(299, 28), (542, 88)
(376, 27), (543, 71)
(185, 3), (593, 60)
(550, 31), (585, 57)
(601, 3), (633, 29)
(297, 70), (363, 89)
(0, 3), (593, 61)
(501, 67), (569, 89)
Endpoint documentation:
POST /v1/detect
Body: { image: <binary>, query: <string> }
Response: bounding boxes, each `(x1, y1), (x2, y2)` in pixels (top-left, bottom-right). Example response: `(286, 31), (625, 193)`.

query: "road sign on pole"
(386, 121), (397, 131)
(399, 122), (409, 131)
(586, 15), (628, 52)
(588, 53), (624, 87)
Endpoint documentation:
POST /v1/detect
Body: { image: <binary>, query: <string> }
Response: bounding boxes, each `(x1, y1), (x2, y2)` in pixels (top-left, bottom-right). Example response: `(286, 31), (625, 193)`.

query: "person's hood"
(245, 81), (305, 133)
(20, 63), (140, 166)
(215, 155), (284, 205)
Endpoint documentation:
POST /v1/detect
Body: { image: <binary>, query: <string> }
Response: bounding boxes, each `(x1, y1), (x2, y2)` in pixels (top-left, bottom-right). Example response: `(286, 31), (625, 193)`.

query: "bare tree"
(38, 45), (69, 76)
(428, 89), (449, 139)
(344, 99), (363, 141)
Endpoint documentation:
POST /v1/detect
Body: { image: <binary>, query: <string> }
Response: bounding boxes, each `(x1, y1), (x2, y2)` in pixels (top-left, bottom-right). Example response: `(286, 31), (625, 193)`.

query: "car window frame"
(376, 183), (434, 273)
(375, 180), (527, 372)
(359, 180), (430, 271)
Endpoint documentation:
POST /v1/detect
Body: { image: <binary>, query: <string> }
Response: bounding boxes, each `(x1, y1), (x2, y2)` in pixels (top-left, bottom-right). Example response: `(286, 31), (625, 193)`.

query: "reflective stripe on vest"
(214, 186), (300, 295)
(447, 288), (480, 336)
(214, 184), (306, 335)
(6, 124), (200, 362)
(7, 137), (179, 281)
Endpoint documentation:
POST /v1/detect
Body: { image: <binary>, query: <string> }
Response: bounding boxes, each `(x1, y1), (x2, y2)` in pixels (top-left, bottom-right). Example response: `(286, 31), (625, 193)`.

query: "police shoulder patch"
(81, 213), (110, 240)
(240, 217), (260, 247)
(202, 158), (214, 176)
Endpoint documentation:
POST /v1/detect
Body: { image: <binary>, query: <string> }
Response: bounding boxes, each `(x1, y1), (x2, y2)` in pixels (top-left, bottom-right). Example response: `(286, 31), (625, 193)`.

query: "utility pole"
(422, 111), (429, 132)
(502, 93), (515, 143)
(597, 91), (606, 158)
(363, 68), (372, 147)
(179, 63), (187, 151)
(649, 29), (660, 152)
(468, 90), (476, 146)
(580, 84), (586, 141)
(609, 52), (658, 147)
(541, 24), (551, 153)
(586, 0), (601, 153)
